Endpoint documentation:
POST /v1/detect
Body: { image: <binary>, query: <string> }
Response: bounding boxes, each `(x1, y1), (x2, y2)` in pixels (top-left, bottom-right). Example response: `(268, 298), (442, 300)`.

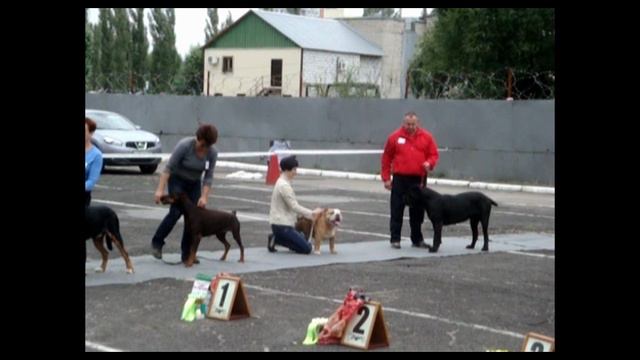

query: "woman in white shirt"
(268, 156), (321, 254)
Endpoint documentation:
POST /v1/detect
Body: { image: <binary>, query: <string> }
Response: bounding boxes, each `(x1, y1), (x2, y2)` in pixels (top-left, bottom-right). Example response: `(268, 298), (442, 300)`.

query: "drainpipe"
(299, 48), (304, 97)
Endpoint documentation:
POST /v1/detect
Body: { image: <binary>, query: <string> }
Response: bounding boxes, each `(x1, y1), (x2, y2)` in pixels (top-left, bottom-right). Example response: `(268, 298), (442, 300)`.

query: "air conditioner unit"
(208, 56), (219, 65)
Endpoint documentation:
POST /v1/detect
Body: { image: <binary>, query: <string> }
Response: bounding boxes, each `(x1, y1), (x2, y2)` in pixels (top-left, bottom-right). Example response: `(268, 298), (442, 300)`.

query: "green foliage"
(85, 12), (92, 88)
(148, 8), (181, 94)
(409, 8), (555, 99)
(129, 8), (148, 93)
(205, 8), (219, 43)
(221, 11), (233, 31)
(98, 8), (114, 91)
(175, 46), (204, 95)
(111, 8), (132, 92)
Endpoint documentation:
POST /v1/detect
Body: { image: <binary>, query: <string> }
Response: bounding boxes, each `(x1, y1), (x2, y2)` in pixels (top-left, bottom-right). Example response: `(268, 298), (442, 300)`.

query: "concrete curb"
(215, 160), (554, 195)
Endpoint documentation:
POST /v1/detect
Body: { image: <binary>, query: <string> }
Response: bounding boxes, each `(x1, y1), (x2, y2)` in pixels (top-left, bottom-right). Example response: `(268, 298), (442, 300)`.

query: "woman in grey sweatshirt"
(151, 124), (218, 263)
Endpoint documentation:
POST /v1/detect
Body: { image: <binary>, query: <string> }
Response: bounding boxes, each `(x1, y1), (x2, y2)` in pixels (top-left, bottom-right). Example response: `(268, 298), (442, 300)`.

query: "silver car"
(85, 109), (162, 174)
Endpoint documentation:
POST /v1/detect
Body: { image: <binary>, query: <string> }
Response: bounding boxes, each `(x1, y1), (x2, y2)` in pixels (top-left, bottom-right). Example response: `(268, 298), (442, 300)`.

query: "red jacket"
(381, 127), (439, 182)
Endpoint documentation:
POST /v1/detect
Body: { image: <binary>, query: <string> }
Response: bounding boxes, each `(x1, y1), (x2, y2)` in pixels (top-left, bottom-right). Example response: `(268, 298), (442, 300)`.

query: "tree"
(409, 8), (555, 99)
(420, 8), (428, 20)
(111, 8), (132, 92)
(97, 8), (114, 91)
(220, 11), (233, 31)
(205, 8), (219, 43)
(89, 23), (100, 90)
(129, 8), (148, 93)
(175, 46), (204, 95)
(363, 8), (397, 18)
(148, 8), (181, 93)
(85, 10), (92, 89)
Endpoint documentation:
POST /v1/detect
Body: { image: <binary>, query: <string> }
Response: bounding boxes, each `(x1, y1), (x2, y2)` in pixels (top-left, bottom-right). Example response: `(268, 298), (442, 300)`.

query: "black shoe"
(267, 234), (277, 252)
(412, 241), (431, 249)
(390, 242), (401, 249)
(151, 246), (162, 260)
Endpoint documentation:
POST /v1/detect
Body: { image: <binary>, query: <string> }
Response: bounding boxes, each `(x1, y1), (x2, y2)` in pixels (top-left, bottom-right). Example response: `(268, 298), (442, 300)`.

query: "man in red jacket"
(381, 111), (439, 249)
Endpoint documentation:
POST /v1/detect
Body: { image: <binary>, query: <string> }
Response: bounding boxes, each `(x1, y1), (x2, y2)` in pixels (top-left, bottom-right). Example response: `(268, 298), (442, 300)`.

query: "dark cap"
(280, 156), (299, 171)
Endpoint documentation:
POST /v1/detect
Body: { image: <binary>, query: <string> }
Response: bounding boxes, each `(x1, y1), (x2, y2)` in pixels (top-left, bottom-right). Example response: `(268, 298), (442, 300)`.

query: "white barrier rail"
(100, 148), (451, 159)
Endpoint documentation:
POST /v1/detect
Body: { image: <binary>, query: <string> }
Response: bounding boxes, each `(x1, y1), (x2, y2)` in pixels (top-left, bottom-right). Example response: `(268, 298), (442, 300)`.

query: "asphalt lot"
(85, 164), (554, 352)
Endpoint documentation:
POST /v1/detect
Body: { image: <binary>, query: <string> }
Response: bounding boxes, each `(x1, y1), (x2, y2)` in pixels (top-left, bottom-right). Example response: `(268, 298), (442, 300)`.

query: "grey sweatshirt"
(165, 137), (217, 187)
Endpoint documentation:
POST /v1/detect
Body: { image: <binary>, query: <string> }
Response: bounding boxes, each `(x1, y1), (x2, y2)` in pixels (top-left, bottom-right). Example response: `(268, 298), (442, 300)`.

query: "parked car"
(85, 109), (162, 174)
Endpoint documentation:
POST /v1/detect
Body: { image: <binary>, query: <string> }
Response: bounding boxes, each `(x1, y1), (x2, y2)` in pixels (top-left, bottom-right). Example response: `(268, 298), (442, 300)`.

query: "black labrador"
(404, 185), (498, 253)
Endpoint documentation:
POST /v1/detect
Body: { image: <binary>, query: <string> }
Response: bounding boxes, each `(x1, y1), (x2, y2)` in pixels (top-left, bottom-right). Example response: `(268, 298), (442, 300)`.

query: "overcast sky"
(87, 8), (429, 59)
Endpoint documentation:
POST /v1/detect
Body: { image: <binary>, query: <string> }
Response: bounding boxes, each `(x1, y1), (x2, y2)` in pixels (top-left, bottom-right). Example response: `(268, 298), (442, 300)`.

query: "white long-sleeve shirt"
(269, 174), (312, 226)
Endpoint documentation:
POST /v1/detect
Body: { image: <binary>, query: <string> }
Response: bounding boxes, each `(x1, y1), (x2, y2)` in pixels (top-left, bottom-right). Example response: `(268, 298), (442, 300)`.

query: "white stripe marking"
(505, 250), (555, 259)
(495, 210), (554, 220)
(93, 199), (158, 210)
(85, 341), (124, 352)
(244, 284), (524, 339)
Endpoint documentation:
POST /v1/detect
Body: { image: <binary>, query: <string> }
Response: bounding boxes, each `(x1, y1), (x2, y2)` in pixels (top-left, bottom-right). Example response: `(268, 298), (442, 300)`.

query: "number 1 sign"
(341, 301), (390, 350)
(206, 275), (251, 321)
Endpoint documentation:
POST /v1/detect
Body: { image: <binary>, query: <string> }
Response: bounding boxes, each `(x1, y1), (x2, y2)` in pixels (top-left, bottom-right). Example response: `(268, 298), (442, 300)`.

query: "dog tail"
(490, 198), (498, 207)
(106, 210), (123, 251)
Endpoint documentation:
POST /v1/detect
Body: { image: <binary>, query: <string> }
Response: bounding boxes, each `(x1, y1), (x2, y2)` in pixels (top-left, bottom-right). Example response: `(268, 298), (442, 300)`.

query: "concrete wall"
(85, 94), (555, 185)
(203, 48), (302, 97)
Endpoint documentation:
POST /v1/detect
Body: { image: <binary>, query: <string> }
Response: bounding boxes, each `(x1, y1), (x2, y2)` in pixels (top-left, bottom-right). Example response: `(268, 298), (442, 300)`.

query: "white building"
(202, 9), (383, 97)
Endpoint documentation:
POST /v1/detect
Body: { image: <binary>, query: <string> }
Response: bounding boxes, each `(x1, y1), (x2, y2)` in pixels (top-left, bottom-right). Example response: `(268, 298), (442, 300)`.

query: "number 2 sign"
(206, 275), (251, 321)
(522, 332), (555, 352)
(341, 301), (390, 350)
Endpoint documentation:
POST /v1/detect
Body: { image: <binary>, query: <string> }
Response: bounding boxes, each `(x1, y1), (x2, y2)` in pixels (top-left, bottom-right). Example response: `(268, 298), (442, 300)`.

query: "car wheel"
(140, 164), (158, 174)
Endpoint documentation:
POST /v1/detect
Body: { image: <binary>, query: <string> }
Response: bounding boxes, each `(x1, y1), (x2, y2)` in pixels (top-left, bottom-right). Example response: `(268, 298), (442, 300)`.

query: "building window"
(223, 57), (233, 73)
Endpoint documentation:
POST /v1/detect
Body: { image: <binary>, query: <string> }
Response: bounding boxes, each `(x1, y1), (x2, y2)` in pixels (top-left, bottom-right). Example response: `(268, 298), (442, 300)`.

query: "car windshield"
(88, 112), (136, 130)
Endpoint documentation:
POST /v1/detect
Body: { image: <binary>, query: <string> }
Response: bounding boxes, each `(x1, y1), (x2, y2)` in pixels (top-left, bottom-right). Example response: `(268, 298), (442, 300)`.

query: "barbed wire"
(407, 69), (554, 100)
(86, 69), (554, 99)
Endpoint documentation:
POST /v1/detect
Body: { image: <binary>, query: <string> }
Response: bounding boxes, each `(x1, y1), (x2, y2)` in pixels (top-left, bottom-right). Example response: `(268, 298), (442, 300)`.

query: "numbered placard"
(521, 332), (555, 352)
(341, 301), (390, 350)
(206, 275), (251, 321)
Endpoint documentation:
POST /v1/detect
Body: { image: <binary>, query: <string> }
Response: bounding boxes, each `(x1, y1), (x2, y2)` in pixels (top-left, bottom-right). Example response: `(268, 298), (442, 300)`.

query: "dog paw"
(466, 245), (475, 249)
(126, 268), (134, 274)
(313, 250), (321, 255)
(330, 250), (338, 255)
(428, 247), (439, 253)
(94, 267), (105, 273)
(481, 247), (489, 251)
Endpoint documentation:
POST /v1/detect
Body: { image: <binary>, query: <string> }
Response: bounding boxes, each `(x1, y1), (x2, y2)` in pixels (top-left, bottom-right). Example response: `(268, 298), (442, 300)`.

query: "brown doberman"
(160, 193), (245, 267)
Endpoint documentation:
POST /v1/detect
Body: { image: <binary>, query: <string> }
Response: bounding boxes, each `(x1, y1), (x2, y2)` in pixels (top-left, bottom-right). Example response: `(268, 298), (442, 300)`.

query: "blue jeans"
(152, 175), (201, 261)
(271, 224), (312, 254)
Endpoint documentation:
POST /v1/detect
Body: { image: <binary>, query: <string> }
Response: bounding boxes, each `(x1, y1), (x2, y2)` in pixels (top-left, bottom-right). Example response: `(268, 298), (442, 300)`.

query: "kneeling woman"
(268, 156), (321, 254)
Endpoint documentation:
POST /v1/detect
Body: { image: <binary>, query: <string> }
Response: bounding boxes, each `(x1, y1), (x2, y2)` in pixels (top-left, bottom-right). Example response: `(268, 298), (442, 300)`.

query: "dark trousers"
(271, 224), (312, 254)
(390, 174), (425, 244)
(152, 175), (201, 261)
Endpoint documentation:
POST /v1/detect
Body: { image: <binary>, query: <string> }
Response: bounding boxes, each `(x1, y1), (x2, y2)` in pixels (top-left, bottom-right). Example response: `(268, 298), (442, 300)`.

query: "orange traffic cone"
(266, 154), (280, 185)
